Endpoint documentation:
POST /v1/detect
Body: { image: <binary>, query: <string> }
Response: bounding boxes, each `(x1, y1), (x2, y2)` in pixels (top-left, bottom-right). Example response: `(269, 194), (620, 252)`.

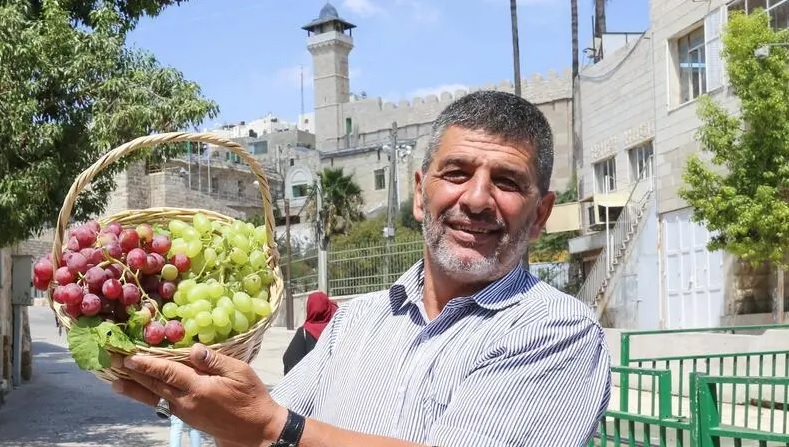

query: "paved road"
(0, 306), (295, 447)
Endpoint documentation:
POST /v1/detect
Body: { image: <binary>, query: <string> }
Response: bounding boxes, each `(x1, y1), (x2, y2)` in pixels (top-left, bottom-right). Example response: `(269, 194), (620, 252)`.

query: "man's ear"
(413, 170), (425, 223)
(529, 191), (556, 241)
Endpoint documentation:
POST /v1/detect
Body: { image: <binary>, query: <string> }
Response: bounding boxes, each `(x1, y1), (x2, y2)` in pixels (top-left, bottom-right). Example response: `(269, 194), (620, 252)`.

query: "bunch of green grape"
(163, 215), (274, 345)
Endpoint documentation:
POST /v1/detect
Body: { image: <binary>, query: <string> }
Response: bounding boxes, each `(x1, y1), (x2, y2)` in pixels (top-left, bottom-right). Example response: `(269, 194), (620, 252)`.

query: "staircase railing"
(576, 161), (655, 312)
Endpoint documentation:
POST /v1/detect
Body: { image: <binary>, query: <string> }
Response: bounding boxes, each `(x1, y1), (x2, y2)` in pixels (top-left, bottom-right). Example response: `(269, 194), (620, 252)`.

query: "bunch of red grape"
(33, 214), (275, 350)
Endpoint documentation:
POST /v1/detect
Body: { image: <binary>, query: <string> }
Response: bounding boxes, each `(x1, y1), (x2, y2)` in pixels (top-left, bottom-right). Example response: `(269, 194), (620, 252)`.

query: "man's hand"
(111, 344), (287, 446)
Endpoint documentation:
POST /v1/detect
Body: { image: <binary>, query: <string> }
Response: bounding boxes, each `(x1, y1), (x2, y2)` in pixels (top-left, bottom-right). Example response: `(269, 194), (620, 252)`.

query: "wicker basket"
(47, 132), (284, 383)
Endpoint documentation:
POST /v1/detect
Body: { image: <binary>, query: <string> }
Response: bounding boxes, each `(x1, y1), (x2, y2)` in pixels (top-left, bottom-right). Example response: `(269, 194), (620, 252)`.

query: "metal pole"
(384, 121), (398, 284)
(316, 175), (328, 292)
(605, 205), (611, 269)
(284, 199), (294, 330)
(187, 141), (192, 189)
(11, 304), (21, 387)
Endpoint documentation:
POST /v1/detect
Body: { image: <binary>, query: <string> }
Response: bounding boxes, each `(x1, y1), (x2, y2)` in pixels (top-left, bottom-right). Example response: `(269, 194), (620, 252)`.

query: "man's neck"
(420, 255), (503, 320)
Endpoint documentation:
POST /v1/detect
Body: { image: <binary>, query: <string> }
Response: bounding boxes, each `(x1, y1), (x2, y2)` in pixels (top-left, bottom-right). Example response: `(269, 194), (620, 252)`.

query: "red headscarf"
(303, 291), (338, 340)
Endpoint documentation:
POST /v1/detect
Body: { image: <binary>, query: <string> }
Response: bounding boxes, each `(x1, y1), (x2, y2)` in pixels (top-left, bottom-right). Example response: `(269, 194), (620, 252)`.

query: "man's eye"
(442, 171), (468, 181)
(496, 179), (522, 191)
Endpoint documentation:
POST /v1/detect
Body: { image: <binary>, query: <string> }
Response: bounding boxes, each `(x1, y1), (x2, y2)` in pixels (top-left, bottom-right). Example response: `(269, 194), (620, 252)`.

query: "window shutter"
(705, 6), (726, 91)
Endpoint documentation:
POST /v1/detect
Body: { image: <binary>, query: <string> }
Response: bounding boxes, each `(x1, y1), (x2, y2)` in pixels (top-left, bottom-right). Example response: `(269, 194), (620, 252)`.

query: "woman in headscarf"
(282, 291), (339, 375)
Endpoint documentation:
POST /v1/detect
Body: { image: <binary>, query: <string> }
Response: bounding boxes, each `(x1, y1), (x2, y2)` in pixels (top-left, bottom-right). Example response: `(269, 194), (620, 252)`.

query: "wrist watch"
(269, 409), (306, 447)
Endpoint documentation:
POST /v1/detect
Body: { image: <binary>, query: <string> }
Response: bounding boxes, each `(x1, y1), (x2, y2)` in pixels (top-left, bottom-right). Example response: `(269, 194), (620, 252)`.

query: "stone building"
(300, 3), (576, 218)
(564, 0), (789, 329)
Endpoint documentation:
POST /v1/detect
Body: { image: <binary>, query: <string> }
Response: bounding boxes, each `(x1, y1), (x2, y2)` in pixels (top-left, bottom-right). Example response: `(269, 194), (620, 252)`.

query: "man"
(111, 91), (612, 447)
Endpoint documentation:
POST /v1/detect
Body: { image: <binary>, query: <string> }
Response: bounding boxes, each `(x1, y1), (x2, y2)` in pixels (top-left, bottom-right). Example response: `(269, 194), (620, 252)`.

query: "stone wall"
(322, 95), (574, 214)
(0, 249), (12, 396)
(725, 257), (789, 317)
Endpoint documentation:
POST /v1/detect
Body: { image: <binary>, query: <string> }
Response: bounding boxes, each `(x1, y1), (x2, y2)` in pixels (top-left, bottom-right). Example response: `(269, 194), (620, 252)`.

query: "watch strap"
(270, 409), (306, 447)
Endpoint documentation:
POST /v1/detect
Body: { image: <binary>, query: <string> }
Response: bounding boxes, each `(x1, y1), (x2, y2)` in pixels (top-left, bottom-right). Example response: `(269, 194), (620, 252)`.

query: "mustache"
(438, 208), (505, 230)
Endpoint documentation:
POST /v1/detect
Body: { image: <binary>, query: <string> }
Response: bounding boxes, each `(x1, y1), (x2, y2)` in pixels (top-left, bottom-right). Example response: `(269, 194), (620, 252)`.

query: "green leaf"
(125, 308), (147, 342)
(100, 321), (137, 353)
(67, 318), (110, 371)
(66, 316), (137, 371)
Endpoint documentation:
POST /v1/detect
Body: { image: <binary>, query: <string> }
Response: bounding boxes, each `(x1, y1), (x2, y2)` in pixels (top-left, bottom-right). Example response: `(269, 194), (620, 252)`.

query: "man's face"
(413, 126), (555, 282)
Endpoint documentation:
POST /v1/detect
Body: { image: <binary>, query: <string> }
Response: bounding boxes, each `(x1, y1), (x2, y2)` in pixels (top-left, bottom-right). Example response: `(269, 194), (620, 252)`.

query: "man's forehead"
(437, 126), (536, 154)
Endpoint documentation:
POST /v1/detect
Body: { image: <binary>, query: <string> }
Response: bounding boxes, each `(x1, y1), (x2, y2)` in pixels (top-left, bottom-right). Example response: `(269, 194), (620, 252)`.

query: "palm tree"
(594, 0), (609, 62)
(510, 0), (522, 96)
(572, 0), (579, 79)
(306, 167), (365, 250)
(571, 0), (580, 174)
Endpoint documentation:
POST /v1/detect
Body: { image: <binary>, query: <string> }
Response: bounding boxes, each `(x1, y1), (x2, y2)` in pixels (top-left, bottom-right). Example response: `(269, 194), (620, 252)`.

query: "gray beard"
(421, 193), (532, 283)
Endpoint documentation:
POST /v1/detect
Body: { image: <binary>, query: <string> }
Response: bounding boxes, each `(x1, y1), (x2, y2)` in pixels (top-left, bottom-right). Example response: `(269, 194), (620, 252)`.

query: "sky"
(127, 0), (650, 128)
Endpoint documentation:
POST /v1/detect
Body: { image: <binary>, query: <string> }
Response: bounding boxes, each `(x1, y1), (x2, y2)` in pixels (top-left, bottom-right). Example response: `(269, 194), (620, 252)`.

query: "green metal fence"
(592, 324), (789, 446)
(591, 367), (789, 446)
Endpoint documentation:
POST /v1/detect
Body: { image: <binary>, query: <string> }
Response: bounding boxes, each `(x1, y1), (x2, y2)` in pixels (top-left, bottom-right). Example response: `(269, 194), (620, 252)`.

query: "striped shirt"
(271, 260), (611, 446)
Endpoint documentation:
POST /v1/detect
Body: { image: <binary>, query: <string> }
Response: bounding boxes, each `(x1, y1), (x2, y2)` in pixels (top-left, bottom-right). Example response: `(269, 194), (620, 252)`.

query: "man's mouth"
(446, 222), (502, 235)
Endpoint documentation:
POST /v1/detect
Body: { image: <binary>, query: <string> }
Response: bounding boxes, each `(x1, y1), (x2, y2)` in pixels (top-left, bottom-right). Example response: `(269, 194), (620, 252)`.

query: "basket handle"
(51, 132), (278, 266)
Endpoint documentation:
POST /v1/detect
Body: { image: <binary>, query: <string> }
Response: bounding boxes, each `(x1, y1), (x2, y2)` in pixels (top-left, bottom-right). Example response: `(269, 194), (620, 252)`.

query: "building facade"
(301, 3), (576, 220)
(567, 0), (789, 329)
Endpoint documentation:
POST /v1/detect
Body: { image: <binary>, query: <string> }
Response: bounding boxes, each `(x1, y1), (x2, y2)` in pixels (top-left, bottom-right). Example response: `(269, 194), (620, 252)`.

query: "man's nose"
(459, 173), (495, 215)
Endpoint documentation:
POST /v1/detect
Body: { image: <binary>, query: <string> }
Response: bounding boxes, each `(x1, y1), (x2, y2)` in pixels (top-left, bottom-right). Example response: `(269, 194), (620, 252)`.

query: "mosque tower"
(302, 3), (356, 151)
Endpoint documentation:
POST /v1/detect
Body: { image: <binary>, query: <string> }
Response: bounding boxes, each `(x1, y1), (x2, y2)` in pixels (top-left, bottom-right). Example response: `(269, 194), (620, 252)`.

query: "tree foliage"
(0, 0), (217, 247)
(679, 10), (789, 267)
(529, 178), (578, 263)
(306, 167), (365, 249)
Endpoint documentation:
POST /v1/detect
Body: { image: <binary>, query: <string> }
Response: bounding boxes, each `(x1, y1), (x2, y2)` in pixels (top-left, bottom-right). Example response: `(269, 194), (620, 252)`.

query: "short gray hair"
(421, 90), (554, 195)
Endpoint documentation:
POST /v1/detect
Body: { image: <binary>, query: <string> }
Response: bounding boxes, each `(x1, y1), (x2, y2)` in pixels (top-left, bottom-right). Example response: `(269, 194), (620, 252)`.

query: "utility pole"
(510, 0), (522, 96)
(316, 174), (328, 293)
(284, 199), (294, 330)
(384, 121), (398, 284)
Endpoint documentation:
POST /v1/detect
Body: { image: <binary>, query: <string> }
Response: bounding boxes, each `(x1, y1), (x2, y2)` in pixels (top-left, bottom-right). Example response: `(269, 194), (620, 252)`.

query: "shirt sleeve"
(428, 313), (611, 447)
(269, 306), (346, 416)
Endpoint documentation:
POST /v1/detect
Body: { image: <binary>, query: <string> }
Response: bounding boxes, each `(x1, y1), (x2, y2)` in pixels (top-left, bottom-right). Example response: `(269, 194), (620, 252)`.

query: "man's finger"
(189, 343), (250, 380)
(122, 354), (199, 391)
(123, 368), (188, 402)
(112, 378), (160, 406)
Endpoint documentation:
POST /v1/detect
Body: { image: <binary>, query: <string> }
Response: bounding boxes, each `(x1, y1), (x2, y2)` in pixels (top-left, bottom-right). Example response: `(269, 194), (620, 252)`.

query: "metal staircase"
(576, 171), (655, 320)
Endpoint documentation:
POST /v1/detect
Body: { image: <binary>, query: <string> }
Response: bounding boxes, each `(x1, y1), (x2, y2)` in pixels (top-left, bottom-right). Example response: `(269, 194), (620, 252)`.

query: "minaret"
(302, 3), (355, 151)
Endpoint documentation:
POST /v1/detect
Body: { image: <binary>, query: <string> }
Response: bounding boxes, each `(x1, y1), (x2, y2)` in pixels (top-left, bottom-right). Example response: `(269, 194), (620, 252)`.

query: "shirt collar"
(388, 259), (538, 313)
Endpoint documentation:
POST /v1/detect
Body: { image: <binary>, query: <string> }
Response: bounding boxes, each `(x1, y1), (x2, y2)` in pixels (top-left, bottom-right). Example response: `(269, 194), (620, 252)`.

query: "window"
(289, 158), (295, 167)
(672, 7), (727, 105)
(594, 157), (616, 193)
(292, 184), (309, 198)
(248, 141), (268, 155)
(345, 117), (353, 135)
(728, 0), (789, 30)
(629, 143), (654, 181)
(678, 27), (707, 103)
(374, 168), (386, 190)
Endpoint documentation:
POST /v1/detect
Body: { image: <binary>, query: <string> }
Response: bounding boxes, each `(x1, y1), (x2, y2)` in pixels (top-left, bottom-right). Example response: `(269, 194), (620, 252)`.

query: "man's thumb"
(189, 343), (246, 378)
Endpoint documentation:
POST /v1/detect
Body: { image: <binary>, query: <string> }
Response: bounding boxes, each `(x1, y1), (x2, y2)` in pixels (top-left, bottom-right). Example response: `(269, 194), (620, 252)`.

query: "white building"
(565, 0), (789, 329)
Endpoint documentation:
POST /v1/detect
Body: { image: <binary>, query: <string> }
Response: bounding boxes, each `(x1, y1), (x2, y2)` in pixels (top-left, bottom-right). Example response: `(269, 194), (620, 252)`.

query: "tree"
(679, 10), (789, 318)
(571, 0), (579, 78)
(510, 0), (521, 96)
(593, 0), (609, 62)
(0, 0), (217, 248)
(307, 167), (365, 250)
